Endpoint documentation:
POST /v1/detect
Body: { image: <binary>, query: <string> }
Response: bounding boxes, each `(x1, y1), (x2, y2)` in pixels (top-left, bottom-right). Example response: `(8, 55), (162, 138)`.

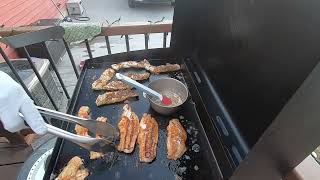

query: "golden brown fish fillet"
(89, 116), (108, 159)
(57, 156), (88, 180)
(167, 119), (187, 160)
(92, 68), (115, 90)
(74, 107), (109, 160)
(117, 104), (140, 153)
(138, 113), (159, 162)
(73, 169), (89, 180)
(89, 151), (103, 161)
(74, 106), (90, 136)
(124, 72), (150, 81)
(96, 89), (139, 106)
(111, 59), (150, 71)
(146, 63), (181, 74)
(92, 80), (131, 91)
(95, 117), (108, 136)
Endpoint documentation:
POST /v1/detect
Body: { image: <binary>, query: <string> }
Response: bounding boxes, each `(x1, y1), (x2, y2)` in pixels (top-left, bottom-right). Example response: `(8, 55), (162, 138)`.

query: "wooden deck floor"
(0, 142), (32, 179)
(0, 163), (24, 179)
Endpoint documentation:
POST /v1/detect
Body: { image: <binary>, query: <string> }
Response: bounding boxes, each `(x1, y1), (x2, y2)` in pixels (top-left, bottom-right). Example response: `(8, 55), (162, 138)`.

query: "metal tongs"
(20, 106), (118, 153)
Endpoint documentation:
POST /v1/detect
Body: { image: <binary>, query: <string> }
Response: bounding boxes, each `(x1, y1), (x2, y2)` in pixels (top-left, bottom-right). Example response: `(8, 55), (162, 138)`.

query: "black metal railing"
(0, 23), (171, 111)
(0, 27), (79, 110)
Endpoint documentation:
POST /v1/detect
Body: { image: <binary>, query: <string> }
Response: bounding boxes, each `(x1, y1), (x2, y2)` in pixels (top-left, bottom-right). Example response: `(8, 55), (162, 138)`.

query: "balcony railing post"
(22, 47), (58, 110)
(63, 39), (79, 78)
(85, 39), (93, 59)
(163, 32), (168, 48)
(42, 42), (70, 99)
(0, 47), (35, 102)
(144, 33), (149, 49)
(104, 36), (112, 54)
(125, 35), (130, 52)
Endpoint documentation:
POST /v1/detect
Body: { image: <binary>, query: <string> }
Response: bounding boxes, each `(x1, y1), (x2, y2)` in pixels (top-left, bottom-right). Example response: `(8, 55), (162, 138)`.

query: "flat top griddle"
(45, 51), (221, 180)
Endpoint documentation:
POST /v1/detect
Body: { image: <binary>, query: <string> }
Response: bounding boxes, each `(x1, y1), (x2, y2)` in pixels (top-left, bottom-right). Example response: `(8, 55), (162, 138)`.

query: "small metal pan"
(147, 78), (188, 115)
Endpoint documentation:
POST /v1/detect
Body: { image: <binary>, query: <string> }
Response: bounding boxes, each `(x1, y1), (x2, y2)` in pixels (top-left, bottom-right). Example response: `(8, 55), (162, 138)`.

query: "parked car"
(128, 0), (175, 8)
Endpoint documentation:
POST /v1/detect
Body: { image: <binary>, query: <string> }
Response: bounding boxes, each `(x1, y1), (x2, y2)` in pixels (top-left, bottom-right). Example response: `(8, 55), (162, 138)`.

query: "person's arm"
(0, 71), (47, 135)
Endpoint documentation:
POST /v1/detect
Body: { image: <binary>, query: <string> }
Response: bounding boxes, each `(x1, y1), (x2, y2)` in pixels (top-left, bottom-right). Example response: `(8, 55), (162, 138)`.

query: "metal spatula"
(20, 106), (118, 153)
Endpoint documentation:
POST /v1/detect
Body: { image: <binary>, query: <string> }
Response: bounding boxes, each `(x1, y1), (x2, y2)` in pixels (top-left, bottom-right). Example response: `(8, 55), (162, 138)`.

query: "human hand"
(0, 71), (47, 135)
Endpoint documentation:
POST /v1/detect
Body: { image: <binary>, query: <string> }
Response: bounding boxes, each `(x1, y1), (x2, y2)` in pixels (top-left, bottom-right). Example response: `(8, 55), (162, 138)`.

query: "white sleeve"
(0, 71), (47, 134)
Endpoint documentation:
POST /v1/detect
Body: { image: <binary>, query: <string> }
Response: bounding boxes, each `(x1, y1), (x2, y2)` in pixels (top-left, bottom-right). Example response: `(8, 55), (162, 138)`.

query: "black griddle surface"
(49, 59), (219, 180)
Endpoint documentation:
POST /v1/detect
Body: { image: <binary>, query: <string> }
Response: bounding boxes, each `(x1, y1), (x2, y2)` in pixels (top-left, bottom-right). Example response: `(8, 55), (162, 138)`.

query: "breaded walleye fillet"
(124, 72), (150, 81)
(74, 106), (90, 136)
(92, 68), (115, 90)
(145, 63), (181, 74)
(56, 156), (88, 180)
(167, 119), (187, 160)
(138, 113), (158, 162)
(94, 80), (131, 91)
(117, 104), (140, 153)
(111, 59), (150, 71)
(74, 107), (109, 160)
(89, 116), (108, 160)
(95, 89), (138, 106)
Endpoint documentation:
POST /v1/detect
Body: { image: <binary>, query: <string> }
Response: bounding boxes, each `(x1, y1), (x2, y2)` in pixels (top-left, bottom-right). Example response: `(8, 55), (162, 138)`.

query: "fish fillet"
(95, 117), (108, 137)
(124, 72), (150, 81)
(89, 116), (108, 159)
(74, 106), (90, 136)
(96, 89), (139, 106)
(138, 113), (158, 162)
(111, 59), (150, 71)
(146, 63), (181, 74)
(167, 119), (187, 160)
(56, 156), (88, 180)
(92, 68), (115, 90)
(74, 107), (109, 159)
(92, 80), (131, 91)
(117, 104), (140, 153)
(73, 169), (89, 180)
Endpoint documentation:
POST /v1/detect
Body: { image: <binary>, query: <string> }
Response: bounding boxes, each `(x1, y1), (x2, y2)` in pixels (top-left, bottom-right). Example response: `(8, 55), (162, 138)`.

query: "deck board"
(0, 145), (31, 179)
(0, 163), (23, 180)
(0, 145), (32, 165)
